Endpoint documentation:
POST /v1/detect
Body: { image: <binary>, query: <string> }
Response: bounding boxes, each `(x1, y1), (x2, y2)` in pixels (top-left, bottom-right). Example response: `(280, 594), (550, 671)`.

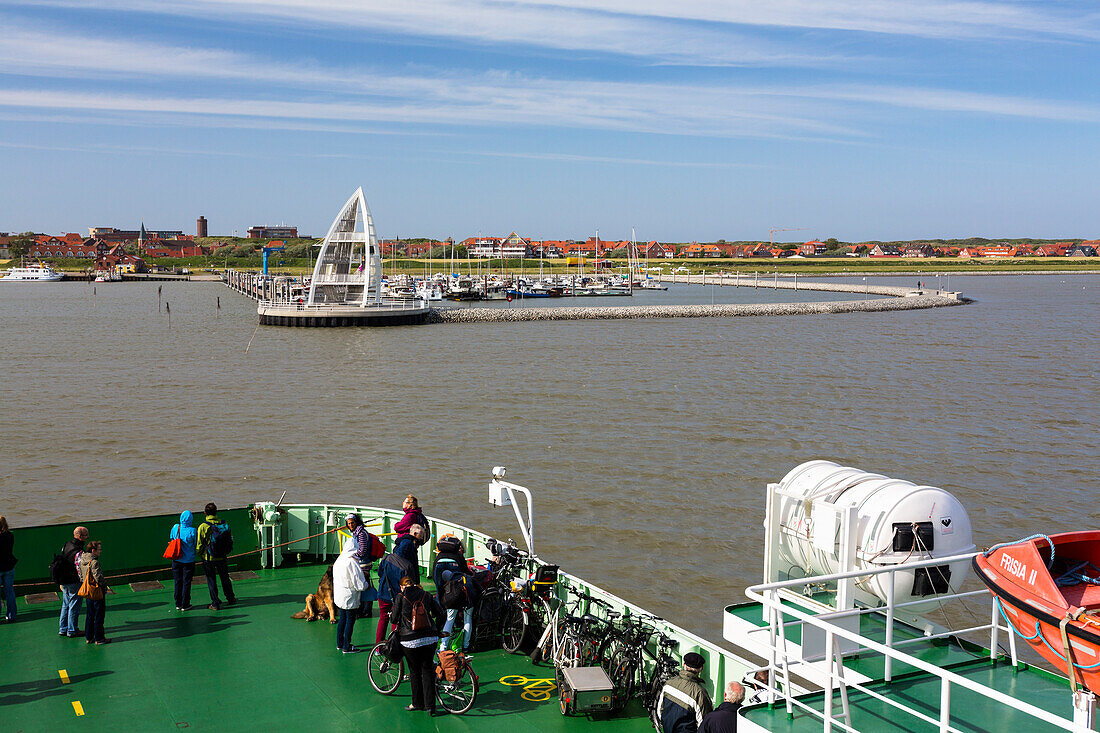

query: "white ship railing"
(744, 553), (1085, 733)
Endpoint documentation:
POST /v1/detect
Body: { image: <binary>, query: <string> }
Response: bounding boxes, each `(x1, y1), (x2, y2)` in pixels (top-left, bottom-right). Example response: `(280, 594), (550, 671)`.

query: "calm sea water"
(1, 275), (1097, 642)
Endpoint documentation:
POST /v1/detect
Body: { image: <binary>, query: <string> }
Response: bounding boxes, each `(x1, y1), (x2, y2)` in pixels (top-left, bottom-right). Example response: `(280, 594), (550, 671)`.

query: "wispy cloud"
(0, 0), (851, 67)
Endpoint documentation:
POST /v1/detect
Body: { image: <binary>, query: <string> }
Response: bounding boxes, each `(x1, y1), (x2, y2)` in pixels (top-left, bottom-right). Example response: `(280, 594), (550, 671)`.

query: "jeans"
(203, 558), (236, 608)
(59, 583), (81, 634)
(85, 598), (106, 642)
(336, 606), (357, 650)
(0, 570), (15, 621)
(442, 607), (473, 650)
(171, 561), (194, 608)
(404, 642), (438, 712)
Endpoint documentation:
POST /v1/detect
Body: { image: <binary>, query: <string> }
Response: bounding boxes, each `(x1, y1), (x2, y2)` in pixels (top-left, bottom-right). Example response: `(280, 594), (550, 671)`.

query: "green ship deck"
(2, 563), (653, 732)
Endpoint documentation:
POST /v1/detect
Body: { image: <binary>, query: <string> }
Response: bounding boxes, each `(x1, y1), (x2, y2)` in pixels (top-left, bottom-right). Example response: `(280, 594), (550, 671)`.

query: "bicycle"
(501, 563), (559, 655)
(642, 634), (681, 731)
(366, 635), (480, 715)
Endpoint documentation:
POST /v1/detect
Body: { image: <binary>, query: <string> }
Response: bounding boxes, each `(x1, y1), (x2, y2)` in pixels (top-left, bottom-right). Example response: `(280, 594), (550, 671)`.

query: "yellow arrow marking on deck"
(72, 701), (85, 716)
(59, 669), (70, 684)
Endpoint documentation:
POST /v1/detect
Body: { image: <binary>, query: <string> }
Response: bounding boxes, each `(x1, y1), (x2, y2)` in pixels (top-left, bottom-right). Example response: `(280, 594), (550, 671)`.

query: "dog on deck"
(290, 565), (336, 623)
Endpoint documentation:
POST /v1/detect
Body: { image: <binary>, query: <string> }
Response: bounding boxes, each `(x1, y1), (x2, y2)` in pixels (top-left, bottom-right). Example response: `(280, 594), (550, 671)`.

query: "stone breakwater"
(428, 293), (965, 324)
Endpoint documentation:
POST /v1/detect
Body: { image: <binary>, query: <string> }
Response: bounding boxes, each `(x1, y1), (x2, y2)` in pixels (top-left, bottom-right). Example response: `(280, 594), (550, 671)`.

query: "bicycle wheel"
(367, 643), (405, 694)
(436, 661), (478, 714)
(646, 672), (672, 732)
(555, 632), (582, 669)
(502, 603), (528, 653)
(607, 647), (637, 703)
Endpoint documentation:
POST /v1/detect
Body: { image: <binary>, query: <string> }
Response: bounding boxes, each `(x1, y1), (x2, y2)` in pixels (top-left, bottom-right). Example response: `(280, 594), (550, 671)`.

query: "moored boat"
(1, 260), (64, 282)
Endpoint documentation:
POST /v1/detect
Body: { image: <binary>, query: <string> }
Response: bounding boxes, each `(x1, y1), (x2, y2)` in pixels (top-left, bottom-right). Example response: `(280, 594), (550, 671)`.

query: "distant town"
(1, 214), (1098, 275)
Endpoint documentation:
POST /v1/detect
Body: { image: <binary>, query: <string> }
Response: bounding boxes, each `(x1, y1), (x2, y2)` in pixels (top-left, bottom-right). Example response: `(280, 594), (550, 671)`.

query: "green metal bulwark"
(8, 508), (258, 595)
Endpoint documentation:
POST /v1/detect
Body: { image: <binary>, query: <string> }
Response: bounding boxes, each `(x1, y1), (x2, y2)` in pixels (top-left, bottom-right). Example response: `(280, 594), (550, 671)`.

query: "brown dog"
(290, 566), (336, 623)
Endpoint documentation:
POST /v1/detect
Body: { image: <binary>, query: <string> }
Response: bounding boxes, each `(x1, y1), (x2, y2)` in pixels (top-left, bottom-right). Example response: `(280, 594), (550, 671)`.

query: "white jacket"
(333, 547), (368, 610)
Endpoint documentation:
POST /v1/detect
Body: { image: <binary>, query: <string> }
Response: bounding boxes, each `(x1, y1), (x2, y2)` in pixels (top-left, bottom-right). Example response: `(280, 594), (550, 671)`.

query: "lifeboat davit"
(974, 531), (1100, 691)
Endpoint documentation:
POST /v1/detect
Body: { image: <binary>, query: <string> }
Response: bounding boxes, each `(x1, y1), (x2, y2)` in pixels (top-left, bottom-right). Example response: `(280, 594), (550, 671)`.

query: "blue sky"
(1, 0), (1098, 241)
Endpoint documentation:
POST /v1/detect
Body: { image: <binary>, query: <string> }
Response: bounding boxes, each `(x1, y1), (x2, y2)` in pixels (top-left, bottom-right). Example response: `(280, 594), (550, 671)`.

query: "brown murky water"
(1, 275), (1097, 642)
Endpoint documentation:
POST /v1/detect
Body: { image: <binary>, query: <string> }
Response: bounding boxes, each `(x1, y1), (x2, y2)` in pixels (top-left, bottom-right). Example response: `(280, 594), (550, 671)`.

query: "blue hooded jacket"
(170, 511), (198, 563)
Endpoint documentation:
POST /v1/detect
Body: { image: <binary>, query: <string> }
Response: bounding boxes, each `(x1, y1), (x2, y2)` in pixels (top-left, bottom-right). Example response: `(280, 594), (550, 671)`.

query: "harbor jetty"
(429, 293), (963, 323)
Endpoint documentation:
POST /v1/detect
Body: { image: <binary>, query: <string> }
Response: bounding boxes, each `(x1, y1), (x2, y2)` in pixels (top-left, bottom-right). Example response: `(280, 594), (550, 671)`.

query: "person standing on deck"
(375, 539), (418, 642)
(699, 682), (744, 733)
(658, 652), (713, 733)
(57, 526), (88, 637)
(169, 511), (198, 611)
(78, 541), (109, 644)
(391, 575), (445, 714)
(197, 503), (237, 610)
(394, 495), (428, 544)
(0, 516), (17, 622)
(333, 542), (368, 653)
(345, 514), (379, 619)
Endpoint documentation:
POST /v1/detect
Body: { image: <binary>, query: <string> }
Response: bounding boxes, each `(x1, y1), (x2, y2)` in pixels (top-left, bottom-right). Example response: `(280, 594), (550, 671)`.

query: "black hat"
(683, 652), (705, 669)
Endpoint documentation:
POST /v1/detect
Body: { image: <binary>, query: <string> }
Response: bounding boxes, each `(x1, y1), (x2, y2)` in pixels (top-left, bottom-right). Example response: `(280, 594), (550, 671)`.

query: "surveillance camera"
(492, 466), (507, 479)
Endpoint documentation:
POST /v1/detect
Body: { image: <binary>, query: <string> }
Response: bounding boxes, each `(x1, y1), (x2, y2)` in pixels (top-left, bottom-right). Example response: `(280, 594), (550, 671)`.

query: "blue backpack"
(205, 521), (234, 558)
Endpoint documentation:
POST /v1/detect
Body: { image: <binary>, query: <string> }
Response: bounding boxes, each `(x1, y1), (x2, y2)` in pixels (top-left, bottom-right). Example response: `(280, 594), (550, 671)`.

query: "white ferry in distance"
(0, 260), (64, 281)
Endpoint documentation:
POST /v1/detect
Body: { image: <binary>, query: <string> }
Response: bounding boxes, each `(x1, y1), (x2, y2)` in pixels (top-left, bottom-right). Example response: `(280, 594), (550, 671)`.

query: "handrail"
(745, 552), (1085, 732)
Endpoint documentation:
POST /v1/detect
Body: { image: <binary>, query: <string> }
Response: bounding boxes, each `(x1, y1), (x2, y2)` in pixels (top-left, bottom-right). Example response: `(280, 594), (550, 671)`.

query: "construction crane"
(769, 227), (808, 245)
(261, 240), (285, 276)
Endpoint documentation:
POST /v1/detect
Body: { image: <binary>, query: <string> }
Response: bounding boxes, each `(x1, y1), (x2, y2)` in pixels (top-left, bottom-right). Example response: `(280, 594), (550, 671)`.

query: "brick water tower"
(197, 215), (208, 238)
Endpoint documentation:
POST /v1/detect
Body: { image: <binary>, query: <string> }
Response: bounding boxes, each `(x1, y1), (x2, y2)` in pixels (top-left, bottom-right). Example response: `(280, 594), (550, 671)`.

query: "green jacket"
(197, 514), (226, 561)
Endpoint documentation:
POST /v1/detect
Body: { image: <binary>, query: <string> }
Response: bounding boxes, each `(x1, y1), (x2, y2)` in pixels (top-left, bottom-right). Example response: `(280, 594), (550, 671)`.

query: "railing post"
(885, 570), (895, 682)
(824, 629), (835, 733)
(989, 598), (1000, 662)
(939, 677), (951, 733)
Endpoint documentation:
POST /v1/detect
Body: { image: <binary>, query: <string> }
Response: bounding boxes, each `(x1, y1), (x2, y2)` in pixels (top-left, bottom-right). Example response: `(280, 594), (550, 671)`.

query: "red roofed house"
(798, 240), (827, 256)
(869, 244), (902, 257)
(1035, 243), (1070, 257)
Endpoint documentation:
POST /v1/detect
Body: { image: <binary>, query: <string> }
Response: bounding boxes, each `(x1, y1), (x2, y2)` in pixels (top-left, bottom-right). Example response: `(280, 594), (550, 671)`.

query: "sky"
(1, 1), (1098, 242)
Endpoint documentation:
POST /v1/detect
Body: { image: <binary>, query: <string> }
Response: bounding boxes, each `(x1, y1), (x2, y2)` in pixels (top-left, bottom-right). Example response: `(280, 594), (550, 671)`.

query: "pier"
(222, 267), (965, 326)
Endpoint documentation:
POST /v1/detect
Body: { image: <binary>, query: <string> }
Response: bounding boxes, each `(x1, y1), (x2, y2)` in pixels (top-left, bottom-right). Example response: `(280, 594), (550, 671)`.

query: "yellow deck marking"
(72, 701), (84, 716)
(59, 669), (70, 684)
(499, 675), (557, 702)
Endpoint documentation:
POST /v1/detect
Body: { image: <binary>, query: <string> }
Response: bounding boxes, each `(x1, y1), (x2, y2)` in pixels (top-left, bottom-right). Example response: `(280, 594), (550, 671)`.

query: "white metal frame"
(488, 466), (537, 558)
(745, 554), (1090, 733)
(307, 187), (381, 307)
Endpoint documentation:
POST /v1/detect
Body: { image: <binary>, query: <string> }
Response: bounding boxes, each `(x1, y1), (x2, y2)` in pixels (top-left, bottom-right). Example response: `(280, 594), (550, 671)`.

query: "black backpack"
(205, 521), (234, 558)
(442, 574), (472, 610)
(48, 553), (67, 584)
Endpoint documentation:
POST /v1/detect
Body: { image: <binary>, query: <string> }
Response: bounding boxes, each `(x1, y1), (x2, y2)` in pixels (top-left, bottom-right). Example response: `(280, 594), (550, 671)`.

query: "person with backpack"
(333, 542), (368, 653)
(390, 575), (445, 714)
(54, 525), (88, 637)
(77, 540), (109, 644)
(0, 516), (16, 622)
(168, 511), (198, 611)
(344, 513), (381, 619)
(431, 534), (478, 652)
(197, 503), (237, 610)
(375, 544), (418, 643)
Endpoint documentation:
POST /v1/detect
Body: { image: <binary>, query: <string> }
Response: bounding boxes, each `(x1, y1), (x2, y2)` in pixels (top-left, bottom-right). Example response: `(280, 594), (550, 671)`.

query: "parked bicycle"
(366, 634), (480, 715)
(501, 563), (559, 654)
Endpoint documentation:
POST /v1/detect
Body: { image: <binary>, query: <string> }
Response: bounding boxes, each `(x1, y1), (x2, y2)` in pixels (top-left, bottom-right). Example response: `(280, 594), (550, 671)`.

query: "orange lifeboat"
(974, 531), (1100, 692)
